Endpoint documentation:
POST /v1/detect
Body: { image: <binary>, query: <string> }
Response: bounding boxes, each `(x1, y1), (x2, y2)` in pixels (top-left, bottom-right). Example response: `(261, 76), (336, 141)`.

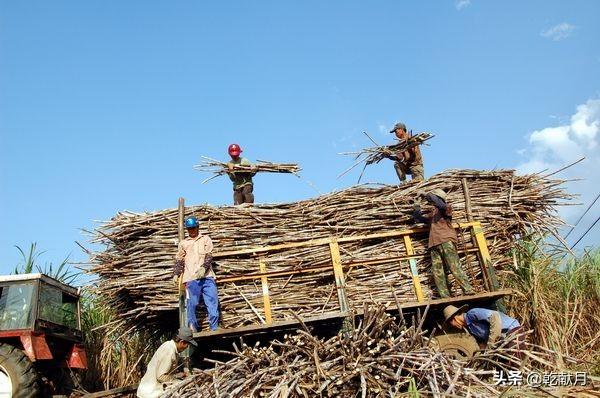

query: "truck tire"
(431, 333), (480, 360)
(0, 344), (40, 398)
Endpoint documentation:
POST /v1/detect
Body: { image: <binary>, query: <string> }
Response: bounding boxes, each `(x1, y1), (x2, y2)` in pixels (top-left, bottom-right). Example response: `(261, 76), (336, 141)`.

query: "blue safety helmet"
(184, 217), (199, 229)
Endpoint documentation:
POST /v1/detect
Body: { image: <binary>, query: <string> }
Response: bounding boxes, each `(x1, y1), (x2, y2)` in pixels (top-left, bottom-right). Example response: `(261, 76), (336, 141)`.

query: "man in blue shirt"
(443, 305), (521, 349)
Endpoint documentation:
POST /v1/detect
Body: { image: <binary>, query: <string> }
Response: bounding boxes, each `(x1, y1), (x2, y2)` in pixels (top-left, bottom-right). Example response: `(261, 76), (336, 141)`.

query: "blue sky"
(1, 1), (599, 276)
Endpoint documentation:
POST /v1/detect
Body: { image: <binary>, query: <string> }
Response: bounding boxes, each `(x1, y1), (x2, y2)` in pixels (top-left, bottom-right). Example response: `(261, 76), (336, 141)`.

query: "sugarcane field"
(2, 2), (600, 398)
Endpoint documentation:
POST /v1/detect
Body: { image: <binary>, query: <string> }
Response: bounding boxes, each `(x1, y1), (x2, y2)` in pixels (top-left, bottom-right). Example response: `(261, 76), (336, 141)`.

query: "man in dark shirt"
(413, 189), (474, 298)
(390, 122), (424, 183)
(226, 143), (257, 205)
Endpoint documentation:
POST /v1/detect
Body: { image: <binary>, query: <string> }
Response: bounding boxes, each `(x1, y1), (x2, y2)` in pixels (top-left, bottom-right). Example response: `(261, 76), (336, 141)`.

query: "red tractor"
(0, 273), (87, 397)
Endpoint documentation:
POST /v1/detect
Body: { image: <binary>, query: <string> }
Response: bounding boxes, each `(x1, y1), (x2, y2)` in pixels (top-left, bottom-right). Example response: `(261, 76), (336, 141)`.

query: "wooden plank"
(193, 289), (514, 340)
(329, 239), (349, 313)
(472, 222), (506, 312)
(217, 247), (481, 284)
(212, 222), (480, 258)
(177, 198), (186, 329)
(354, 289), (514, 315)
(259, 257), (273, 324)
(461, 178), (474, 222)
(403, 235), (424, 302)
(193, 311), (348, 339)
(80, 384), (138, 398)
(472, 222), (497, 291)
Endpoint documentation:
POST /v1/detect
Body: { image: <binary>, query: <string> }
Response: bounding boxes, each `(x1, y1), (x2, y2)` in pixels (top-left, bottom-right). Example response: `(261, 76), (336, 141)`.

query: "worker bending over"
(226, 143), (257, 205)
(413, 189), (474, 298)
(390, 122), (424, 183)
(443, 305), (523, 356)
(173, 216), (220, 331)
(136, 327), (197, 398)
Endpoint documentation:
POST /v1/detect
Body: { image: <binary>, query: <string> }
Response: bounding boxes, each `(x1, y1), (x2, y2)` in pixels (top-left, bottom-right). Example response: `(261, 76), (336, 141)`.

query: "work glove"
(172, 275), (179, 286)
(227, 163), (234, 172)
(412, 203), (421, 212)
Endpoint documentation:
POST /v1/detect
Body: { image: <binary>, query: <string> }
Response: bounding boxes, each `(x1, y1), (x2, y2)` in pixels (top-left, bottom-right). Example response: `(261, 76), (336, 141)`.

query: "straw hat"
(429, 189), (447, 201)
(443, 304), (468, 323)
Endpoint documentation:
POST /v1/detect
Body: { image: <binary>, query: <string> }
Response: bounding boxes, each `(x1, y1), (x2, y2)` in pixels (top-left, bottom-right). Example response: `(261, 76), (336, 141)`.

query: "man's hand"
(172, 371), (186, 380)
(227, 163), (234, 172)
(412, 203), (421, 212)
(172, 275), (179, 286)
(250, 165), (258, 172)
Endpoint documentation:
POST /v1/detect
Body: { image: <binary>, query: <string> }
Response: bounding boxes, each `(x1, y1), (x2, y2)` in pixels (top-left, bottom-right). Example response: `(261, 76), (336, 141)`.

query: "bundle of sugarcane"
(161, 304), (591, 398)
(339, 132), (434, 180)
(87, 169), (570, 333)
(193, 157), (301, 183)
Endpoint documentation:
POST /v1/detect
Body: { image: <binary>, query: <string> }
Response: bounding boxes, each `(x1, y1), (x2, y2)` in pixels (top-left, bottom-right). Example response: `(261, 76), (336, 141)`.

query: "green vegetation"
(506, 242), (600, 375)
(13, 242), (77, 285)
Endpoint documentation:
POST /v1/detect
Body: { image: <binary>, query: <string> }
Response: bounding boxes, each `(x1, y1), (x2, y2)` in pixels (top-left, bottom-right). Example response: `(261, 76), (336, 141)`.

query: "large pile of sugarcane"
(161, 304), (593, 398)
(87, 169), (568, 333)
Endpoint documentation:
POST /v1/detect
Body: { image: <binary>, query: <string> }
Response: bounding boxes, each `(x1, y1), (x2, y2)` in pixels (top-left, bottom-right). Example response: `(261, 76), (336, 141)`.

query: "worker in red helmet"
(226, 144), (257, 205)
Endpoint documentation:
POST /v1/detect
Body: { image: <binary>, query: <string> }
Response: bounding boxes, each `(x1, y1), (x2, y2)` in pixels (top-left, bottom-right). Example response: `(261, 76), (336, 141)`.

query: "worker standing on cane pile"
(412, 189), (475, 298)
(226, 143), (257, 205)
(390, 122), (424, 183)
(443, 305), (524, 357)
(136, 327), (197, 398)
(173, 216), (220, 331)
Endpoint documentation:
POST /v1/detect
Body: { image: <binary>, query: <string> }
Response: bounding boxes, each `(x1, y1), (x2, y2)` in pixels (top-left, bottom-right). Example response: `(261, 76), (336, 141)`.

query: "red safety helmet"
(228, 143), (242, 156)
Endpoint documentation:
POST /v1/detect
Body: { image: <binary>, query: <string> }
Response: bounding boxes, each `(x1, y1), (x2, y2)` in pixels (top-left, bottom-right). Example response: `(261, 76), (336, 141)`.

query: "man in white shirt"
(173, 216), (219, 331)
(136, 328), (197, 398)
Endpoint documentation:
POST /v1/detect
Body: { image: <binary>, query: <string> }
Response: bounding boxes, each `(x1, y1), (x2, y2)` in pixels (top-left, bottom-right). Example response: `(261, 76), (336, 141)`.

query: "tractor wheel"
(0, 343), (40, 397)
(431, 333), (480, 360)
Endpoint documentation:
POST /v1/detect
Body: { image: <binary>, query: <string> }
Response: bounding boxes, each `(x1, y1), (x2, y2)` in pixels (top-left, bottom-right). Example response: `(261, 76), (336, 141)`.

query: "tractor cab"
(0, 273), (86, 397)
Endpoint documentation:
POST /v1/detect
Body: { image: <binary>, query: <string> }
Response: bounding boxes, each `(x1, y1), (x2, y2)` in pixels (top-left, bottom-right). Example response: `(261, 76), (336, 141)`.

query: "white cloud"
(517, 98), (600, 247)
(540, 22), (576, 41)
(455, 0), (471, 10)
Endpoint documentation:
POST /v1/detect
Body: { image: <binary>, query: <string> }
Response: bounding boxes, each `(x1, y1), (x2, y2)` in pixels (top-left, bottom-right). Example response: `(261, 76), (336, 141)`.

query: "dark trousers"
(234, 184), (254, 205)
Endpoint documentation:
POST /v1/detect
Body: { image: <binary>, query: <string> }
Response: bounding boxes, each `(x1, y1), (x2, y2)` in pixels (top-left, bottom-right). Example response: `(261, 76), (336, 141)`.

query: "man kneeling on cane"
(443, 305), (524, 358)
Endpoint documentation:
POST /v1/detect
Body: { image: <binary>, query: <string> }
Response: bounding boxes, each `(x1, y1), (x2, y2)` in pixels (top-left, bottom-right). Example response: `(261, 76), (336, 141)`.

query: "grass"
(506, 240), (600, 375)
(13, 242), (77, 285)
(79, 292), (165, 390)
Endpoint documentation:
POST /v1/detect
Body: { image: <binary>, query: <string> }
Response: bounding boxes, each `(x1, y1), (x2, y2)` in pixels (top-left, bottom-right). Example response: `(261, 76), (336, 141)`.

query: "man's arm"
(203, 237), (214, 270)
(467, 308), (502, 347)
(412, 205), (430, 224)
(487, 312), (503, 347)
(173, 243), (185, 283)
(425, 193), (448, 212)
(241, 159), (257, 177)
(226, 163), (236, 182)
(152, 344), (177, 384)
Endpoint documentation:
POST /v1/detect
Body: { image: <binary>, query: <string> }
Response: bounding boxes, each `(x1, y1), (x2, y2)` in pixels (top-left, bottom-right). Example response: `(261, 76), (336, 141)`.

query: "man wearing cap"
(226, 143), (257, 205)
(173, 216), (219, 332)
(136, 327), (197, 398)
(443, 305), (522, 352)
(390, 122), (424, 183)
(413, 189), (474, 298)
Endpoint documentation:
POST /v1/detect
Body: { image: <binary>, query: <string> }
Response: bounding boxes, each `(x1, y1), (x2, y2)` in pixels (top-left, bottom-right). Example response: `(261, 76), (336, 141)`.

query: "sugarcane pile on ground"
(87, 169), (568, 333)
(161, 304), (594, 398)
(194, 157), (301, 184)
(339, 132), (433, 180)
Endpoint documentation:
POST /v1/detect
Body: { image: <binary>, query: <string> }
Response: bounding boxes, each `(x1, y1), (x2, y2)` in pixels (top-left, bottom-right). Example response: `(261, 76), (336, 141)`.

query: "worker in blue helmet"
(172, 216), (219, 331)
